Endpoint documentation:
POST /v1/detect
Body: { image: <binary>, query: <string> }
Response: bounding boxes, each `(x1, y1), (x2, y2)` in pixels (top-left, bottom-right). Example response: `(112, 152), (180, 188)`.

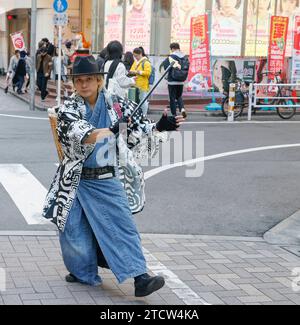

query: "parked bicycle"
(221, 71), (296, 120)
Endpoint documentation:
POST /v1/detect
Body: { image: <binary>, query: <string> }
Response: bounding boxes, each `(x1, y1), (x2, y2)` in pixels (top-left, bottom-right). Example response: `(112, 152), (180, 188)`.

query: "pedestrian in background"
(162, 43), (189, 118)
(14, 51), (29, 95)
(52, 47), (68, 101)
(103, 40), (136, 98)
(123, 51), (134, 72)
(96, 48), (108, 72)
(36, 47), (53, 101)
(130, 47), (152, 117)
(4, 50), (20, 94)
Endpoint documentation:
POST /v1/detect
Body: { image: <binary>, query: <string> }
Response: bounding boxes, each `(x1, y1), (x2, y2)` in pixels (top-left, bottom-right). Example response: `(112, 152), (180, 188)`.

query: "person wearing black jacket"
(14, 51), (29, 95)
(162, 43), (188, 117)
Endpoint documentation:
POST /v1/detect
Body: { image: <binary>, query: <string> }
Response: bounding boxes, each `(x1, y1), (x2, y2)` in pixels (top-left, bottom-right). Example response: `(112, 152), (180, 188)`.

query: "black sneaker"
(4, 87), (8, 94)
(135, 274), (165, 297)
(65, 273), (79, 283)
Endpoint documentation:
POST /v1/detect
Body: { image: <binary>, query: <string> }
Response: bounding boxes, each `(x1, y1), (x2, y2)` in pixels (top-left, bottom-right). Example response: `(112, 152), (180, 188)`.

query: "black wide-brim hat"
(66, 55), (107, 77)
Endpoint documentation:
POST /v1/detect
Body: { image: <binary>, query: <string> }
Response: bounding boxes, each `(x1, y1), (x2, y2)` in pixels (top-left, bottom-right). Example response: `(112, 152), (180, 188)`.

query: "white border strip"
(0, 114), (48, 120)
(143, 248), (210, 305)
(145, 144), (300, 180)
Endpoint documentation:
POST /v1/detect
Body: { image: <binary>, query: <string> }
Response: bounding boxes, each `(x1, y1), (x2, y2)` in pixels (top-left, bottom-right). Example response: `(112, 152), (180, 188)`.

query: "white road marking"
(0, 114), (48, 121)
(2, 113), (300, 124)
(145, 143), (300, 180)
(0, 164), (50, 225)
(143, 248), (210, 305)
(2, 145), (300, 225)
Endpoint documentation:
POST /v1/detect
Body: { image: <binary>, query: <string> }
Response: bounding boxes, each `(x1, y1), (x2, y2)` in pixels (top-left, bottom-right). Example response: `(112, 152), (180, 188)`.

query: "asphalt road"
(1, 90), (300, 237)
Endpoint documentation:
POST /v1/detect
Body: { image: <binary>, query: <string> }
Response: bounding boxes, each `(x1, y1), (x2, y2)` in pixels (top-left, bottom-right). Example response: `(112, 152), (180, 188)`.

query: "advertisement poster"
(104, 0), (124, 47)
(243, 61), (256, 83)
(245, 0), (276, 56)
(277, 0), (300, 57)
(171, 0), (205, 54)
(268, 16), (289, 79)
(211, 0), (245, 56)
(292, 16), (300, 83)
(188, 15), (211, 92)
(10, 31), (26, 51)
(125, 0), (152, 53)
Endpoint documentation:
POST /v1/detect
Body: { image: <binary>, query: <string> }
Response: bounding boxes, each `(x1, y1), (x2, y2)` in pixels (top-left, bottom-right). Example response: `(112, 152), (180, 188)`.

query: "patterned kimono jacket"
(43, 90), (166, 231)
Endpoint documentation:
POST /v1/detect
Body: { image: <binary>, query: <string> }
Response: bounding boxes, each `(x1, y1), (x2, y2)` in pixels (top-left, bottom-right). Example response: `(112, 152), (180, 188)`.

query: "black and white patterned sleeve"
(57, 104), (96, 161)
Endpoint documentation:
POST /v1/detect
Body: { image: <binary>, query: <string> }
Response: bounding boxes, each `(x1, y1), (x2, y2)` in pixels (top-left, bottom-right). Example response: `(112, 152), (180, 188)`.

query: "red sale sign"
(268, 16), (289, 80)
(10, 31), (26, 51)
(292, 16), (300, 83)
(188, 14), (211, 92)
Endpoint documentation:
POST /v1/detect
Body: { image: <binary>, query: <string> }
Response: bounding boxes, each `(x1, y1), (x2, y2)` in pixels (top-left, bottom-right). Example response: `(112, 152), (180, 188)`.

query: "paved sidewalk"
(0, 233), (299, 305)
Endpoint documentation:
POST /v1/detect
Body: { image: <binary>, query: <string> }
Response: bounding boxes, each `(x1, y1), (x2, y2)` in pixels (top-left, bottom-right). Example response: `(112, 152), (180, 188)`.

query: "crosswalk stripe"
(0, 164), (50, 225)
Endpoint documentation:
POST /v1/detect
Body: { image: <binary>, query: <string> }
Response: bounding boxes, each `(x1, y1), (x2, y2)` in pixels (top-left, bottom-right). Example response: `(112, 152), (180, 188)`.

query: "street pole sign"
(53, 0), (68, 13)
(53, 0), (68, 107)
(53, 13), (68, 26)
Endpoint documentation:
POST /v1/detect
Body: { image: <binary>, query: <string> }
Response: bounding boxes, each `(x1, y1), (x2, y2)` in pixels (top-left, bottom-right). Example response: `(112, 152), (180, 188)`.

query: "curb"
(0, 85), (49, 112)
(264, 210), (300, 246)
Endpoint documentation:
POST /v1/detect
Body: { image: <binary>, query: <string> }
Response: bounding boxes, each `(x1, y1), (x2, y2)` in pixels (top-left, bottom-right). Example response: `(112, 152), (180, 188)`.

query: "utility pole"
(29, 0), (37, 111)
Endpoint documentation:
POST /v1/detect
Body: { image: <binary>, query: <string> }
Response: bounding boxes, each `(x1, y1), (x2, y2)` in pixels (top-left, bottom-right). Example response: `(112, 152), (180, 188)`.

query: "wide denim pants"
(59, 177), (147, 285)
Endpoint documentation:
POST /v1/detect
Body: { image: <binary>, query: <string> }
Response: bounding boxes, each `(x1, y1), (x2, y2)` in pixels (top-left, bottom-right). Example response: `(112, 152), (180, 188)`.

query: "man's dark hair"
(133, 48), (143, 55)
(170, 43), (180, 51)
(65, 41), (72, 49)
(107, 40), (123, 60)
(40, 47), (48, 54)
(139, 46), (146, 57)
(15, 50), (20, 54)
(99, 47), (108, 59)
(41, 38), (49, 44)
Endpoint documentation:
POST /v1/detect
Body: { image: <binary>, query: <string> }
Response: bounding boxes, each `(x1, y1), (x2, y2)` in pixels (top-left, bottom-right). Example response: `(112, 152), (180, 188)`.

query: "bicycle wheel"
(222, 98), (244, 119)
(276, 99), (296, 120)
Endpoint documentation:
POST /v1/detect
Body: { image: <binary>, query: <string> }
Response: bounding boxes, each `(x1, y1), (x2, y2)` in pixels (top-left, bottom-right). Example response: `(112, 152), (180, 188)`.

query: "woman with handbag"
(43, 55), (185, 297)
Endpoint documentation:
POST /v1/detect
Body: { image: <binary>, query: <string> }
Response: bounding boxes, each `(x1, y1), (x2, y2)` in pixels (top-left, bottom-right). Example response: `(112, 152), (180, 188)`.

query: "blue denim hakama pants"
(59, 93), (147, 285)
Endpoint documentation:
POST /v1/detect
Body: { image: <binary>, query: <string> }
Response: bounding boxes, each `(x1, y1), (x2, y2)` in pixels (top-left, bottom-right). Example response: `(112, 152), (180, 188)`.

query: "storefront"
(0, 0), (91, 71)
(1, 0), (299, 85)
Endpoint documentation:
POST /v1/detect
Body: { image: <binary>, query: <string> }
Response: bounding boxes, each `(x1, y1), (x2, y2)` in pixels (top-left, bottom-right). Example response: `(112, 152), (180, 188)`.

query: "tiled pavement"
(0, 233), (299, 305)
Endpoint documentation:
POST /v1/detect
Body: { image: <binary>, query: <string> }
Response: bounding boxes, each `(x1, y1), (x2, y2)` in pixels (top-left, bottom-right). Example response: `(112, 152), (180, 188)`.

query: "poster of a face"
(171, 0), (205, 54)
(245, 0), (275, 56)
(125, 0), (152, 53)
(277, 0), (300, 57)
(211, 0), (245, 56)
(104, 0), (124, 47)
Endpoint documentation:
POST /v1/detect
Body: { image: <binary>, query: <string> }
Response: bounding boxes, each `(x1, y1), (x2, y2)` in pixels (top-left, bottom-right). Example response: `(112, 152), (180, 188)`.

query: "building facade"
(0, 0), (299, 73)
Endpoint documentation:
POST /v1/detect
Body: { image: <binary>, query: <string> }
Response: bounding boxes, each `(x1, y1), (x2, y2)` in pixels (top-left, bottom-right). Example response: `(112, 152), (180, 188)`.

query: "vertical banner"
(104, 0), (124, 46)
(245, 0), (276, 57)
(188, 15), (211, 92)
(10, 31), (26, 51)
(292, 16), (300, 83)
(268, 16), (289, 79)
(277, 0), (300, 57)
(171, 0), (205, 54)
(125, 0), (151, 53)
(211, 0), (245, 56)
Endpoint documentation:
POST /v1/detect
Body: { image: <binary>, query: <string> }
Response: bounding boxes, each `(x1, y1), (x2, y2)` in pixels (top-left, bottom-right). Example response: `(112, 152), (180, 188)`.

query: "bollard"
(248, 83), (253, 121)
(228, 83), (236, 122)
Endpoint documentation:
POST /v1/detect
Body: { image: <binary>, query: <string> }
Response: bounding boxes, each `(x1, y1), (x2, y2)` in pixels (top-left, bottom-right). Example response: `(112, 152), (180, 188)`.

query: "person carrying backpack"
(162, 43), (189, 117)
(130, 47), (153, 117)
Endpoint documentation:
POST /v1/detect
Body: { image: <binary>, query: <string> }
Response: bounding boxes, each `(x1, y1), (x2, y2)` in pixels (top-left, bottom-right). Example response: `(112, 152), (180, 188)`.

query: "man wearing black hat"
(43, 56), (185, 298)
